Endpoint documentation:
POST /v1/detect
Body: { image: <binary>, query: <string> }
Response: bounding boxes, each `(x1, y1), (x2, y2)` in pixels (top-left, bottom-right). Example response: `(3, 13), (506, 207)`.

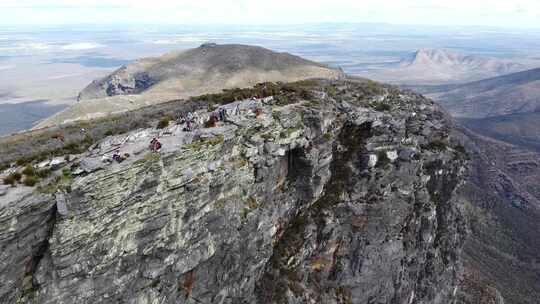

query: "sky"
(0, 0), (540, 29)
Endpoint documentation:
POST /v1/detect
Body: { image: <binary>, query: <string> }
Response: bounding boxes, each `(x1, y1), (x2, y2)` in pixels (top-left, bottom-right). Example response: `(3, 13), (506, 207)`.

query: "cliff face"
(1, 80), (467, 303)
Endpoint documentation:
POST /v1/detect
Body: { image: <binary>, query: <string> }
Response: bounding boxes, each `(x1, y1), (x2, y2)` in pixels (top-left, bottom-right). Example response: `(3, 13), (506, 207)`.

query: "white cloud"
(0, 42), (50, 52)
(0, 65), (16, 71)
(60, 42), (105, 50)
(1, 0), (540, 28)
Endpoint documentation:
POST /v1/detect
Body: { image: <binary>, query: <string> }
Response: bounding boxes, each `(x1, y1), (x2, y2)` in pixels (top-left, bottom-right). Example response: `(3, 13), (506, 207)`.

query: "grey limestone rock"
(0, 80), (468, 304)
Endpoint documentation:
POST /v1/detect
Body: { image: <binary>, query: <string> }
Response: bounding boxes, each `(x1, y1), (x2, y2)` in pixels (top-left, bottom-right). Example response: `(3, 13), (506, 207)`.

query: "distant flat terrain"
(0, 100), (66, 136)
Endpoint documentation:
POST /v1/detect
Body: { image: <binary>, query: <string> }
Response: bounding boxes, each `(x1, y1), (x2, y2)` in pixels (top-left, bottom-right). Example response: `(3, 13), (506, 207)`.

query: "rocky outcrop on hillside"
(1, 80), (467, 303)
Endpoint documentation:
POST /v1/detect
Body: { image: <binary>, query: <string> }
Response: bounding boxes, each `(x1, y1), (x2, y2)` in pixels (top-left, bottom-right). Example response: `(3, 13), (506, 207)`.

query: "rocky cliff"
(1, 80), (467, 303)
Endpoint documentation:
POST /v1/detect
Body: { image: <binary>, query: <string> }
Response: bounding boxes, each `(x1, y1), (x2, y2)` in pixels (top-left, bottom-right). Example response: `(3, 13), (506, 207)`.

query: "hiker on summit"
(112, 150), (124, 163)
(177, 113), (186, 124)
(184, 120), (193, 132)
(192, 112), (201, 126)
(150, 138), (162, 152)
(218, 108), (227, 121)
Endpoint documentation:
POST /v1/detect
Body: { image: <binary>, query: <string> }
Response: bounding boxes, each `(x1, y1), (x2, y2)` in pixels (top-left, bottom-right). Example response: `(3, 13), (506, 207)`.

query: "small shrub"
(373, 102), (392, 112)
(207, 134), (224, 146)
(455, 144), (467, 155)
(376, 151), (391, 168)
(36, 169), (51, 179)
(425, 140), (448, 151)
(143, 153), (161, 162)
(34, 151), (51, 163)
(62, 168), (72, 178)
(323, 132), (333, 141)
(104, 129), (115, 136)
(11, 172), (22, 182)
(246, 196), (259, 209)
(274, 95), (295, 106)
(63, 142), (81, 154)
(22, 176), (38, 187)
(325, 85), (338, 96)
(82, 135), (94, 146)
(22, 164), (36, 176)
(3, 175), (16, 186)
(157, 117), (171, 129)
(16, 158), (29, 167)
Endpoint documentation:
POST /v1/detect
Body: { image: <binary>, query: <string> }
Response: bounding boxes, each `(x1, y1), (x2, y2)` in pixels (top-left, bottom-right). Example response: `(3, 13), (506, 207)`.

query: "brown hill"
(38, 44), (343, 128)
(418, 67), (540, 119)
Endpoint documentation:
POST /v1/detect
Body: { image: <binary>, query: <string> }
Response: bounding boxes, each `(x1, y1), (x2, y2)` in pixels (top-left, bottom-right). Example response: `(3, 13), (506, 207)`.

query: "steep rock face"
(452, 127), (540, 304)
(0, 191), (56, 304)
(1, 81), (467, 303)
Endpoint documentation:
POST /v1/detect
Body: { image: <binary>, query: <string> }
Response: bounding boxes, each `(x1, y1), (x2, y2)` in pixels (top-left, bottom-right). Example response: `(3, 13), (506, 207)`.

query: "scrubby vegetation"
(0, 79), (386, 174)
(3, 174), (17, 186)
(22, 176), (38, 187)
(157, 116), (172, 129)
(2, 164), (48, 187)
(372, 102), (392, 112)
(376, 151), (391, 168)
(191, 81), (318, 106)
(424, 139), (449, 151)
(22, 164), (35, 176)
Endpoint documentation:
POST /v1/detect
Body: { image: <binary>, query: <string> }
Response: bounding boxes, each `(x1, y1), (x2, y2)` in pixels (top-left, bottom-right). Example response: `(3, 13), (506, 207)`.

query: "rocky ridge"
(1, 80), (468, 303)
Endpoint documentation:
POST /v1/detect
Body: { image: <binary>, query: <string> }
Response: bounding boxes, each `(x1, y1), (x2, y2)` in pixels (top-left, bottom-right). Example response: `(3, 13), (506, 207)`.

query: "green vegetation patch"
(157, 116), (172, 129)
(423, 139), (448, 151)
(143, 153), (161, 162)
(22, 165), (36, 176)
(22, 176), (38, 187)
(372, 102), (392, 112)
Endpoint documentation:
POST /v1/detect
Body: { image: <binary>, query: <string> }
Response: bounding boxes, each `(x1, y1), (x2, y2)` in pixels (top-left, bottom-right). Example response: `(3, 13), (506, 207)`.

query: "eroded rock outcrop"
(1, 80), (467, 303)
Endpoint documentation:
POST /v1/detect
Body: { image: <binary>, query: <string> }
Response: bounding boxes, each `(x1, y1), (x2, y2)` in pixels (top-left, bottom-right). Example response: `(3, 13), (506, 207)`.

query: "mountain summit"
(78, 43), (343, 101)
(36, 44), (343, 128)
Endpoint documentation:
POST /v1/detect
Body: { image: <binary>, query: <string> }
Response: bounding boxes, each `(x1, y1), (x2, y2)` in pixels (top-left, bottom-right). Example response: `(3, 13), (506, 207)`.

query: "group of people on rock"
(104, 104), (268, 163)
(105, 101), (264, 164)
(112, 150), (130, 163)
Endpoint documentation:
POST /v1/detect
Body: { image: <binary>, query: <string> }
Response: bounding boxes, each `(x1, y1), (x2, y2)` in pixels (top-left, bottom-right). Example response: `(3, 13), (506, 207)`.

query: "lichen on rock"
(0, 79), (467, 304)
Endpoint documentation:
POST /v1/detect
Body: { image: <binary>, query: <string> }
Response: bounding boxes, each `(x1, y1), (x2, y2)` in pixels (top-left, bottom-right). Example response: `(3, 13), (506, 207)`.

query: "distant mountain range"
(361, 48), (526, 85)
